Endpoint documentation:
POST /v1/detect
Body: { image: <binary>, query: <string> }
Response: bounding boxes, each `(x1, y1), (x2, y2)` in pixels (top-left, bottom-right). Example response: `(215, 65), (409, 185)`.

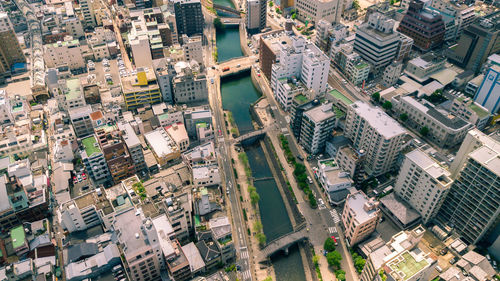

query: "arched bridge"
(233, 127), (270, 144)
(257, 223), (309, 262)
(213, 4), (241, 17)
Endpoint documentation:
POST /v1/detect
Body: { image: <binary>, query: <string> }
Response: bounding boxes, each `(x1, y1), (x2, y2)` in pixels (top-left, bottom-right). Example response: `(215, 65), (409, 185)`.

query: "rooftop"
(329, 89), (354, 106)
(469, 145), (500, 176)
(11, 225), (25, 249)
(406, 149), (452, 186)
(304, 103), (336, 123)
(81, 136), (101, 156)
(350, 101), (406, 139)
(64, 78), (82, 100)
(380, 193), (421, 225)
(144, 128), (178, 158)
(387, 251), (429, 281)
(346, 192), (379, 223)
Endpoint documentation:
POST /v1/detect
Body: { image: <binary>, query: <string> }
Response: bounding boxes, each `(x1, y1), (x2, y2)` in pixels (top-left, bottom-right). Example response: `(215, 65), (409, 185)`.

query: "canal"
(218, 26), (306, 281)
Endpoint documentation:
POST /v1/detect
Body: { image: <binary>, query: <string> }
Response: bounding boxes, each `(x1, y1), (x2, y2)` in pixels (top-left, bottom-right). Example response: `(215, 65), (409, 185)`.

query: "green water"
(216, 28), (243, 63)
(213, 0), (235, 8)
(220, 74), (306, 281)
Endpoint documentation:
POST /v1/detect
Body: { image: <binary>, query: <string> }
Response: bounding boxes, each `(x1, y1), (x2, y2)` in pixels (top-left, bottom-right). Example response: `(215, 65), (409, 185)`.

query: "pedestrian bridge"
(233, 127), (270, 144)
(213, 4), (241, 17)
(257, 223), (309, 262)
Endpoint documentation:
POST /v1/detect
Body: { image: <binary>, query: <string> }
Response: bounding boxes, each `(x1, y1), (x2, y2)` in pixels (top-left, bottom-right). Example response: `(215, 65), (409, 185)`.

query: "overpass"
(219, 56), (256, 77)
(213, 3), (241, 17)
(257, 223), (309, 262)
(220, 17), (241, 26)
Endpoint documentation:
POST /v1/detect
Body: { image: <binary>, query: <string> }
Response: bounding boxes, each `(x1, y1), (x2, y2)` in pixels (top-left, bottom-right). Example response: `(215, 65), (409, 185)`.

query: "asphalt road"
(203, 7), (253, 280)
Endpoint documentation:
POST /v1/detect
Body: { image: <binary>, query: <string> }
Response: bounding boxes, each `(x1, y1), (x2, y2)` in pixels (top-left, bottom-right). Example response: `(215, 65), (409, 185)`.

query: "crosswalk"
(328, 226), (337, 234)
(330, 209), (341, 224)
(240, 249), (249, 259)
(241, 270), (251, 280)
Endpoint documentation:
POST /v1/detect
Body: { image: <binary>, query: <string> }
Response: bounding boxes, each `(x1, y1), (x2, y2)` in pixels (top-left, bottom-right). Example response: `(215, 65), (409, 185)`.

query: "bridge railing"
(262, 222), (308, 248)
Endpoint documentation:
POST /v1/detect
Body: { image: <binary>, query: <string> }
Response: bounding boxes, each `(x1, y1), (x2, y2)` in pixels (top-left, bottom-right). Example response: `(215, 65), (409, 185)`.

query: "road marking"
(330, 210), (341, 224)
(242, 270), (251, 280)
(240, 250), (249, 259)
(328, 227), (337, 234)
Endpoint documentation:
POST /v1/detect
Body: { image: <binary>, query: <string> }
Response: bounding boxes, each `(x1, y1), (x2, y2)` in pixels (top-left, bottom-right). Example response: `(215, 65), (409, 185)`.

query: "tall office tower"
(353, 12), (401, 74)
(0, 12), (25, 77)
(447, 10), (500, 73)
(79, 0), (97, 28)
(395, 149), (453, 224)
(437, 130), (500, 245)
(344, 101), (406, 177)
(246, 0), (267, 34)
(398, 0), (445, 51)
(295, 0), (342, 24)
(474, 65), (500, 114)
(174, 0), (204, 39)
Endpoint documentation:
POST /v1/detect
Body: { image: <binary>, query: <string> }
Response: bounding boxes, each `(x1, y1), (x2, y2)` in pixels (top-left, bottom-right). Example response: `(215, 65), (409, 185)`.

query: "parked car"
(307, 176), (313, 184)
(331, 236), (338, 246)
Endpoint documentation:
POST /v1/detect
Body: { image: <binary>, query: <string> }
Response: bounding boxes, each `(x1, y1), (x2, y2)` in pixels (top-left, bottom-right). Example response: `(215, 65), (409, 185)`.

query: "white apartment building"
(353, 13), (401, 74)
(295, 0), (342, 24)
(275, 78), (305, 111)
(345, 54), (370, 86)
(430, 0), (475, 41)
(112, 208), (162, 281)
(342, 191), (380, 245)
(44, 37), (85, 70)
(271, 36), (329, 104)
(57, 78), (86, 111)
(344, 101), (406, 176)
(80, 135), (111, 182)
(381, 61), (403, 87)
(60, 191), (111, 233)
(450, 95), (491, 130)
(395, 149), (453, 224)
(182, 35), (203, 67)
(437, 132), (500, 244)
(301, 46), (330, 94)
(394, 95), (474, 148)
(300, 103), (338, 154)
(53, 139), (74, 162)
(193, 164), (221, 187)
(317, 159), (353, 195)
(0, 90), (13, 125)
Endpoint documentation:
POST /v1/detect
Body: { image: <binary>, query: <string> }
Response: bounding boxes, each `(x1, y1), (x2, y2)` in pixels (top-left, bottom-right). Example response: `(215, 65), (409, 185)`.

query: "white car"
(318, 199), (324, 206)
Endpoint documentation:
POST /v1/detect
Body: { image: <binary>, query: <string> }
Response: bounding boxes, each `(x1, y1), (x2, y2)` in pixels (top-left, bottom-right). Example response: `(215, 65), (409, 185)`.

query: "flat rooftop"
(406, 149), (451, 185)
(469, 145), (500, 176)
(329, 89), (354, 106)
(304, 103), (335, 123)
(81, 136), (101, 156)
(347, 192), (379, 223)
(387, 251), (429, 281)
(350, 101), (406, 139)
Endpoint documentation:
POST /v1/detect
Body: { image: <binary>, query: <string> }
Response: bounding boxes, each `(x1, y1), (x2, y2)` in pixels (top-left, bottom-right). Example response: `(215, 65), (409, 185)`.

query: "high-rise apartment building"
(246, 0), (267, 34)
(80, 135), (111, 182)
(181, 34), (203, 67)
(354, 12), (401, 73)
(118, 122), (147, 173)
(299, 103), (337, 155)
(295, 0), (342, 24)
(69, 105), (94, 138)
(398, 0), (445, 51)
(270, 35), (329, 103)
(79, 0), (97, 28)
(474, 65), (500, 114)
(0, 12), (25, 79)
(395, 149), (453, 224)
(342, 191), (381, 245)
(437, 132), (500, 245)
(174, 0), (204, 38)
(446, 10), (500, 73)
(344, 101), (406, 176)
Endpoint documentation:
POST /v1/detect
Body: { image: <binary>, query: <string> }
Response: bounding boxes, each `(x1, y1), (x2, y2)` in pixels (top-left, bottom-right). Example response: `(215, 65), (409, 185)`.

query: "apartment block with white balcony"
(395, 149), (453, 224)
(342, 191), (381, 245)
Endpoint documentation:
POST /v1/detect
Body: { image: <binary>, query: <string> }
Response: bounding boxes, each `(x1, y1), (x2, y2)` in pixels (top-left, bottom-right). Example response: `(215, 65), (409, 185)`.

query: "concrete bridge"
(220, 17), (241, 26)
(257, 223), (309, 262)
(213, 3), (241, 17)
(219, 56), (256, 77)
(233, 127), (270, 144)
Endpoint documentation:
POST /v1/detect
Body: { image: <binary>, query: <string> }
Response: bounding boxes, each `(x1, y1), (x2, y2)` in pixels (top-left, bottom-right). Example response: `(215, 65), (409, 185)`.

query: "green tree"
(276, 8), (281, 14)
(420, 126), (430, 136)
(382, 101), (392, 110)
(253, 221), (263, 233)
(335, 270), (346, 281)
(312, 255), (320, 267)
(326, 251), (342, 268)
(308, 191), (317, 208)
(390, 0), (395, 5)
(372, 92), (380, 102)
(292, 13), (297, 19)
(263, 277), (273, 281)
(400, 113), (408, 122)
(256, 232), (266, 246)
(353, 0), (360, 9)
(354, 257), (366, 273)
(324, 237), (336, 252)
(250, 190), (260, 205)
(213, 17), (225, 31)
(269, 1), (274, 7)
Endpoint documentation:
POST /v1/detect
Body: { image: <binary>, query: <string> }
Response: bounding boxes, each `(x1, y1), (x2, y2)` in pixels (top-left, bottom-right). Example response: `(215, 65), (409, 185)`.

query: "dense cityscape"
(0, 0), (498, 280)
